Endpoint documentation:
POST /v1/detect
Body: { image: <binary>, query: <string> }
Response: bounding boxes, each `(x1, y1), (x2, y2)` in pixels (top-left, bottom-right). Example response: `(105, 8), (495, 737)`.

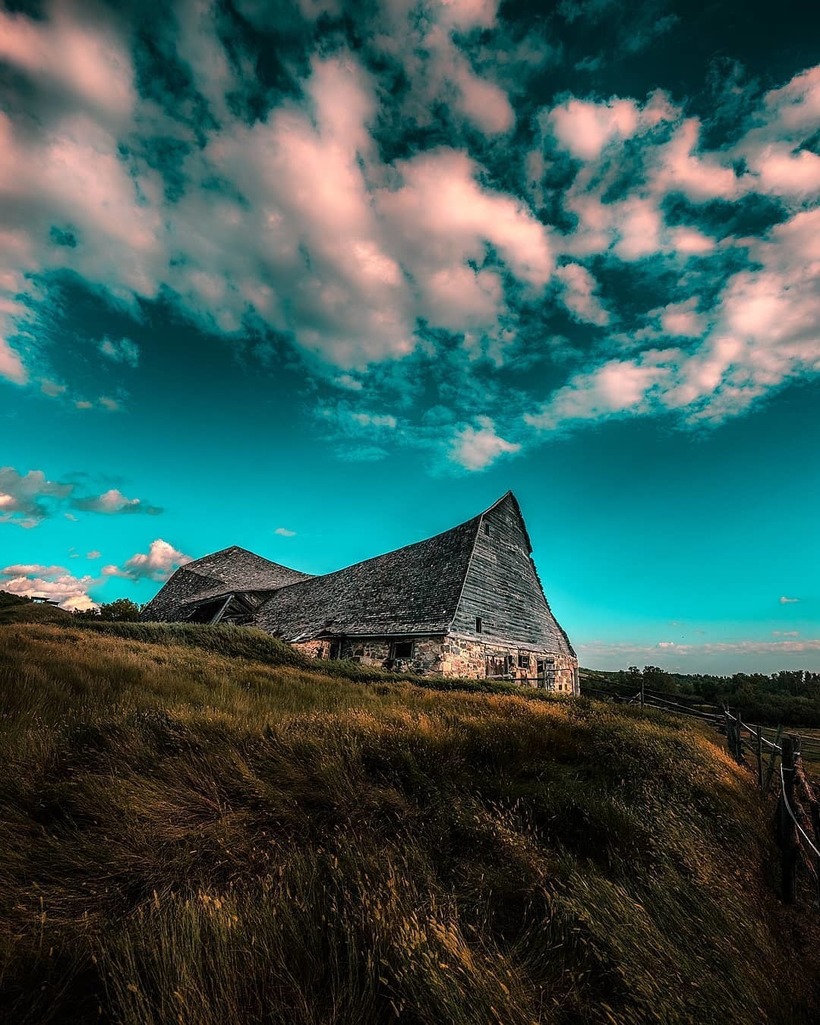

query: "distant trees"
(73, 599), (142, 622)
(593, 665), (820, 726)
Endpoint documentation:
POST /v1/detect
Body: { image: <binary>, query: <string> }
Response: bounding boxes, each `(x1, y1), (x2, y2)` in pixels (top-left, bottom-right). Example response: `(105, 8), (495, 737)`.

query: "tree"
(98, 598), (141, 621)
(73, 598), (142, 622)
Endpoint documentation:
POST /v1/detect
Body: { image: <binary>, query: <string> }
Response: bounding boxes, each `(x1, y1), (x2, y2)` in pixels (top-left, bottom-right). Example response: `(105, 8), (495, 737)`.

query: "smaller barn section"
(141, 493), (578, 693)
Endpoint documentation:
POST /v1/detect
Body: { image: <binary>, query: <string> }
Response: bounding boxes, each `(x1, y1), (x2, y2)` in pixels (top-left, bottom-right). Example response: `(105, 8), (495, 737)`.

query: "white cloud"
(73, 488), (148, 514)
(579, 637), (820, 673)
(525, 355), (671, 430)
(0, 466), (72, 526)
(274, 527), (296, 537)
(99, 336), (140, 367)
(0, 562), (97, 610)
(555, 263), (609, 326)
(449, 415), (520, 470)
(780, 595), (801, 604)
(103, 539), (191, 582)
(547, 91), (675, 161)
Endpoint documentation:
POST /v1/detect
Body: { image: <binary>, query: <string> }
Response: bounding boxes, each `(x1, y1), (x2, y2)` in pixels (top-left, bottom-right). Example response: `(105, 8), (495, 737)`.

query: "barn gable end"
(450, 492), (574, 656)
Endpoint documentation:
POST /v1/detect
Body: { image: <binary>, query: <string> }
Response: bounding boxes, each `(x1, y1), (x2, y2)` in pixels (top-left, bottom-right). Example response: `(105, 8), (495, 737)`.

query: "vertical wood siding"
(450, 495), (573, 655)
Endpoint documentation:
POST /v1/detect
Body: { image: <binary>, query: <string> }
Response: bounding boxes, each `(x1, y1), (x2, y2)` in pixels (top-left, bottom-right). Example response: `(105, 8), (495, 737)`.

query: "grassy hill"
(1, 622), (819, 1025)
(0, 590), (71, 625)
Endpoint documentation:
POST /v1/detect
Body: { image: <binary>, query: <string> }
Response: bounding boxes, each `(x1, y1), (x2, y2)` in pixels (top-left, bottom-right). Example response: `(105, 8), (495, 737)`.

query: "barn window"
(518, 652), (529, 669)
(483, 522), (491, 537)
(392, 640), (413, 659)
(475, 617), (482, 633)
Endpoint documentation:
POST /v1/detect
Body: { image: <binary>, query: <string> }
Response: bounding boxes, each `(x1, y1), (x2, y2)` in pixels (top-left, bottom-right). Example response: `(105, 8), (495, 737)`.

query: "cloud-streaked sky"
(2, 0), (818, 671)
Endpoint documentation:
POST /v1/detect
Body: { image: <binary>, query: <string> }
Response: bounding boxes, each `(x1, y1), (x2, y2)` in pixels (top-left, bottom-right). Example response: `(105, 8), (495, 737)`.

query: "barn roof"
(255, 512), (483, 639)
(140, 495), (573, 657)
(139, 546), (312, 621)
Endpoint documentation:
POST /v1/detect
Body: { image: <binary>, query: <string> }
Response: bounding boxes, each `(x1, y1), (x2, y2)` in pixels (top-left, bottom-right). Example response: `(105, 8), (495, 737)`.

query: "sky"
(1, 0), (819, 674)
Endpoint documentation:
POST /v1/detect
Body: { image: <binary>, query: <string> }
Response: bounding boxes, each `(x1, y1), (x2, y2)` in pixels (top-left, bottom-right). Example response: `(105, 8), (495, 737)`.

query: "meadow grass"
(1, 623), (819, 1024)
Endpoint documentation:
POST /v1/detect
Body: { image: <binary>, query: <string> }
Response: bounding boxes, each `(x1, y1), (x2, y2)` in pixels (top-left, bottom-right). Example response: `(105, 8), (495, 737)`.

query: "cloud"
(525, 354), (672, 430)
(773, 631), (800, 637)
(86, 550), (102, 559)
(0, 1), (555, 390)
(779, 595), (801, 604)
(449, 416), (520, 470)
(0, 562), (97, 610)
(350, 412), (397, 429)
(578, 637), (820, 671)
(99, 336), (140, 367)
(103, 539), (191, 582)
(0, 467), (73, 527)
(72, 488), (162, 515)
(0, 467), (162, 524)
(274, 527), (296, 537)
(555, 263), (609, 326)
(0, 1), (818, 466)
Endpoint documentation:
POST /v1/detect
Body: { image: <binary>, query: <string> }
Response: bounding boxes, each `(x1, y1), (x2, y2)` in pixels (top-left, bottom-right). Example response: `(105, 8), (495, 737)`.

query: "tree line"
(589, 665), (820, 727)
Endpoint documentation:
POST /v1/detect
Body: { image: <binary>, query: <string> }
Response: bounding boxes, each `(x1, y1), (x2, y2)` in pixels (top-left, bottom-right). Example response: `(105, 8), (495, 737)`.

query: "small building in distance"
(141, 492), (578, 693)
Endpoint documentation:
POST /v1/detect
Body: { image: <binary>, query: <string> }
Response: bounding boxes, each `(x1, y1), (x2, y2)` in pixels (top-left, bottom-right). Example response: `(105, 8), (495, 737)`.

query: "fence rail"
(584, 683), (820, 907)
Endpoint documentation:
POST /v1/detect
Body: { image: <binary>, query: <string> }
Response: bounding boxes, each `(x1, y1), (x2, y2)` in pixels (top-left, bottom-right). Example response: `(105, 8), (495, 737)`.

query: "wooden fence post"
(780, 735), (799, 904)
(736, 711), (746, 763)
(725, 708), (734, 757)
(764, 725), (784, 794)
(755, 725), (764, 790)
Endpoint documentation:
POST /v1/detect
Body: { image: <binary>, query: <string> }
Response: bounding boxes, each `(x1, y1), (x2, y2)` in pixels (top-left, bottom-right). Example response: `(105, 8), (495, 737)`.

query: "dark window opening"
(392, 640), (413, 659)
(483, 522), (491, 537)
(475, 617), (482, 633)
(518, 652), (529, 668)
(329, 641), (343, 660)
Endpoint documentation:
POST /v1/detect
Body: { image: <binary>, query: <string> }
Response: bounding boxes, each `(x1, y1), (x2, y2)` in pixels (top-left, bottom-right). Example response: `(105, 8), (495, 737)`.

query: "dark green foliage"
(73, 598), (143, 621)
(586, 665), (820, 726)
(2, 624), (820, 1024)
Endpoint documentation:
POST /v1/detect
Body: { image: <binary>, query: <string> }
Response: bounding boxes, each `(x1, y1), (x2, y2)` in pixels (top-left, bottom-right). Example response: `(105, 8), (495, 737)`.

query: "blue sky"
(1, 0), (818, 673)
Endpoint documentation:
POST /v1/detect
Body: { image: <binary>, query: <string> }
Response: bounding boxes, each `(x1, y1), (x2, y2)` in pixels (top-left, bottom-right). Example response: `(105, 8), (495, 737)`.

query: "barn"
(140, 492), (578, 693)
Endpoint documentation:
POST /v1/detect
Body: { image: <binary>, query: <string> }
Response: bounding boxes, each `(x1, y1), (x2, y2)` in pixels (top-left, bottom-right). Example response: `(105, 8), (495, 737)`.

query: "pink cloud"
(555, 263), (609, 326)
(652, 119), (740, 201)
(659, 299), (706, 338)
(548, 90), (676, 162)
(449, 416), (520, 470)
(0, 562), (97, 610)
(549, 97), (641, 161)
(0, 2), (135, 121)
(103, 539), (191, 582)
(452, 63), (515, 134)
(438, 0), (499, 30)
(525, 357), (671, 430)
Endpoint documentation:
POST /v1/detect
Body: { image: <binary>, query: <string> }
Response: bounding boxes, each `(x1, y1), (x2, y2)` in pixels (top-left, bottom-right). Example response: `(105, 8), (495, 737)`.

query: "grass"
(0, 592), (70, 625)
(1, 622), (819, 1024)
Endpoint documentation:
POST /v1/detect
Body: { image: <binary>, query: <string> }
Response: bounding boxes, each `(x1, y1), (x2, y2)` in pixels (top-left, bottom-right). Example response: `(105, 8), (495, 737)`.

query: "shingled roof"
(141, 495), (574, 658)
(140, 546), (312, 622)
(255, 514), (483, 640)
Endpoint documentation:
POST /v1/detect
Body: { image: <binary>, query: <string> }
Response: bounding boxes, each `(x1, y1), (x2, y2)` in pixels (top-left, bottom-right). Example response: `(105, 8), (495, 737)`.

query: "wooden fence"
(583, 684), (820, 906)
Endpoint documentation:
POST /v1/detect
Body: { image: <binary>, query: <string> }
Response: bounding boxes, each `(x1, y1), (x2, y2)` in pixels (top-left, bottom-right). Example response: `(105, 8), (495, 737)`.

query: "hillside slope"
(1, 623), (818, 1025)
(0, 590), (71, 624)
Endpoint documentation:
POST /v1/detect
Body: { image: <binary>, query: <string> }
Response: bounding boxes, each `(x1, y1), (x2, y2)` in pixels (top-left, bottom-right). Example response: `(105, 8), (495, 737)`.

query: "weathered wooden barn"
(141, 492), (578, 693)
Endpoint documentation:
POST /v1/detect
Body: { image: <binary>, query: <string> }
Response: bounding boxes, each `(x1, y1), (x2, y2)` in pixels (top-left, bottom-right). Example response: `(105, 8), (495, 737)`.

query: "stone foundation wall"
(293, 638), (333, 660)
(439, 634), (578, 694)
(292, 633), (579, 694)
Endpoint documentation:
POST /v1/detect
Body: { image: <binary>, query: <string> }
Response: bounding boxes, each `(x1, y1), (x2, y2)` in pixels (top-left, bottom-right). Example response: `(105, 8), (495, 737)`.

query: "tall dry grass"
(1, 624), (818, 1024)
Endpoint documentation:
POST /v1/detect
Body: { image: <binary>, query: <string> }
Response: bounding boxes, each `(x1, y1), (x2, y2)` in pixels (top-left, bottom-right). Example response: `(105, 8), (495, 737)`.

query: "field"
(2, 622), (819, 1024)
